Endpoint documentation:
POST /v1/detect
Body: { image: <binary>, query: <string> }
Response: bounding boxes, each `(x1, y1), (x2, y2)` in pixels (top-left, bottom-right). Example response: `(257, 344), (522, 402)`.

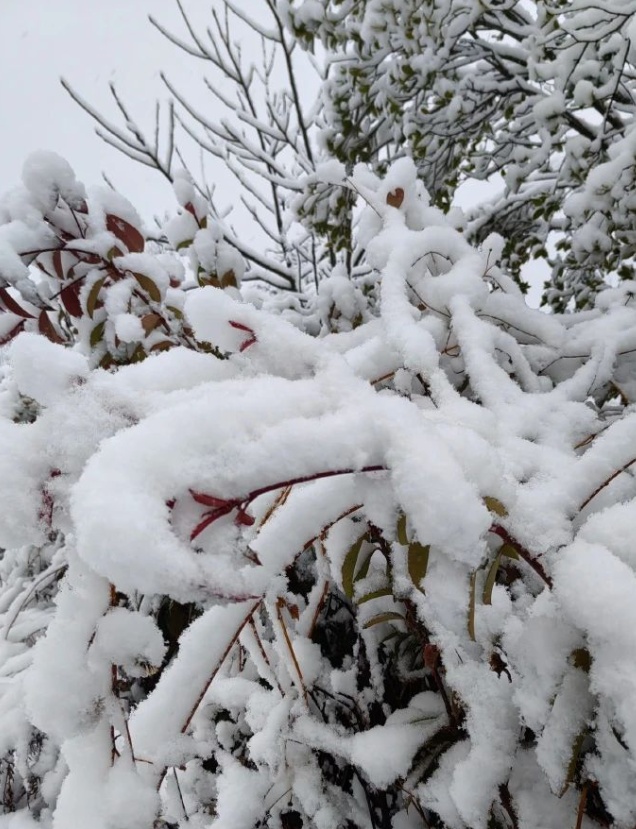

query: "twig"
(579, 457), (636, 512)
(489, 524), (552, 588)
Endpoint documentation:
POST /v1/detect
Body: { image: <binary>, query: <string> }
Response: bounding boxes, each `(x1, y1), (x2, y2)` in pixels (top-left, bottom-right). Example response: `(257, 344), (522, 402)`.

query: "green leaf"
(133, 272), (162, 303)
(500, 543), (519, 560)
(354, 548), (375, 584)
(90, 321), (105, 348)
(363, 611), (404, 629)
(408, 542), (430, 593)
(484, 496), (508, 517)
(396, 513), (408, 545)
(559, 730), (587, 797)
(357, 586), (393, 605)
(341, 534), (366, 599)
(166, 305), (184, 320)
(86, 277), (105, 319)
(482, 551), (503, 606)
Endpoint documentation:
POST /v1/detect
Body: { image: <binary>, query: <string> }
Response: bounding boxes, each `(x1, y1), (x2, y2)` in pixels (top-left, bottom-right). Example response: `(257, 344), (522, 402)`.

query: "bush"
(0, 152), (636, 829)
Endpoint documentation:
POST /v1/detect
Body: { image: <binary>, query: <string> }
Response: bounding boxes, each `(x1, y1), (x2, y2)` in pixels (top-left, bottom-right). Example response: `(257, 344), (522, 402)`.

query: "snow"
(3, 148), (636, 827)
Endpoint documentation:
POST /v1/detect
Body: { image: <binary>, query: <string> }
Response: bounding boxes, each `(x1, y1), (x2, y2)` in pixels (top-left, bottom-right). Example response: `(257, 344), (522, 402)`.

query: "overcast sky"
(0, 0), (221, 219)
(1, 1), (544, 303)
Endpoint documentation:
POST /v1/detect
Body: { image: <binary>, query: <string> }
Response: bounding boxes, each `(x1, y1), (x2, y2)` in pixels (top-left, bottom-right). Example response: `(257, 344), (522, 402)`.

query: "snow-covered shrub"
(3, 155), (636, 829)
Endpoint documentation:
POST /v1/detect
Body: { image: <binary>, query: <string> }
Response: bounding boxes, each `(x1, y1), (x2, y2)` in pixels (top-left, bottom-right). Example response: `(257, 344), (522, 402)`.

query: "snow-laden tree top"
(0, 151), (635, 828)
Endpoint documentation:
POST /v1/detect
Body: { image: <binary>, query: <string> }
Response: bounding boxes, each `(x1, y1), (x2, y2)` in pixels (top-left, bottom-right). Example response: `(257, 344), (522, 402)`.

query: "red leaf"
(0, 287), (35, 318)
(239, 336), (257, 352)
(60, 282), (83, 318)
(106, 214), (145, 254)
(189, 490), (233, 510)
(229, 320), (253, 333)
(190, 504), (235, 541)
(73, 250), (102, 265)
(235, 508), (255, 527)
(38, 310), (64, 344)
(52, 249), (65, 280)
(229, 321), (257, 352)
(0, 319), (26, 346)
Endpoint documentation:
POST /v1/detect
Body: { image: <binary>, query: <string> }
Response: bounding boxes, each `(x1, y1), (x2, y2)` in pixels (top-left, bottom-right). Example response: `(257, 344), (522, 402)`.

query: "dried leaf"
(386, 188), (404, 208)
(570, 648), (592, 673)
(221, 269), (237, 288)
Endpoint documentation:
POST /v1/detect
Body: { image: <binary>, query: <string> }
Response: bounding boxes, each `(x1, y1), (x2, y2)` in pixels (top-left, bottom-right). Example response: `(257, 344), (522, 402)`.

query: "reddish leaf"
(229, 320), (253, 333)
(133, 272), (162, 303)
(38, 310), (64, 344)
(221, 269), (237, 288)
(0, 287), (35, 319)
(60, 281), (83, 318)
(184, 201), (197, 218)
(106, 214), (145, 253)
(190, 504), (235, 541)
(229, 320), (257, 352)
(52, 249), (65, 280)
(423, 643), (440, 670)
(386, 188), (405, 208)
(73, 250), (102, 265)
(190, 490), (233, 510)
(235, 508), (255, 527)
(0, 319), (26, 346)
(141, 313), (163, 335)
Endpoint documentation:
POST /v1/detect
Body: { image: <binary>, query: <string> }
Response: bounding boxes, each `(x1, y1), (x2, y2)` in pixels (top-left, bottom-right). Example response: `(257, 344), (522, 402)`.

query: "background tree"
(69, 0), (636, 310)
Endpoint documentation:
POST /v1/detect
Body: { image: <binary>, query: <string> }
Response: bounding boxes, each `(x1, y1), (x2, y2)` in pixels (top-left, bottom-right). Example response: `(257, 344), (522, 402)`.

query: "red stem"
(190, 466), (386, 541)
(490, 524), (552, 588)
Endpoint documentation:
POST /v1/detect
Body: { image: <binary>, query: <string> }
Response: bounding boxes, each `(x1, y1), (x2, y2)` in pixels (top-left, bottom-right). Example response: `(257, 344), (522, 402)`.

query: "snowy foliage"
(288, 0), (636, 310)
(1, 149), (636, 829)
(69, 1), (636, 309)
(3, 1), (636, 827)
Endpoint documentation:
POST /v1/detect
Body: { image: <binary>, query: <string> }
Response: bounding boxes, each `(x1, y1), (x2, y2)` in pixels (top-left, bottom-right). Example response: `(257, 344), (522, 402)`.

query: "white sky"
(1, 1), (544, 303)
(0, 0), (221, 219)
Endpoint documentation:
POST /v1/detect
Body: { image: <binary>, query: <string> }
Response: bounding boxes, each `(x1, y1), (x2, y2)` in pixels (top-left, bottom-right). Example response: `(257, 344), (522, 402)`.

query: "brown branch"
(489, 524), (552, 588)
(579, 457), (636, 513)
